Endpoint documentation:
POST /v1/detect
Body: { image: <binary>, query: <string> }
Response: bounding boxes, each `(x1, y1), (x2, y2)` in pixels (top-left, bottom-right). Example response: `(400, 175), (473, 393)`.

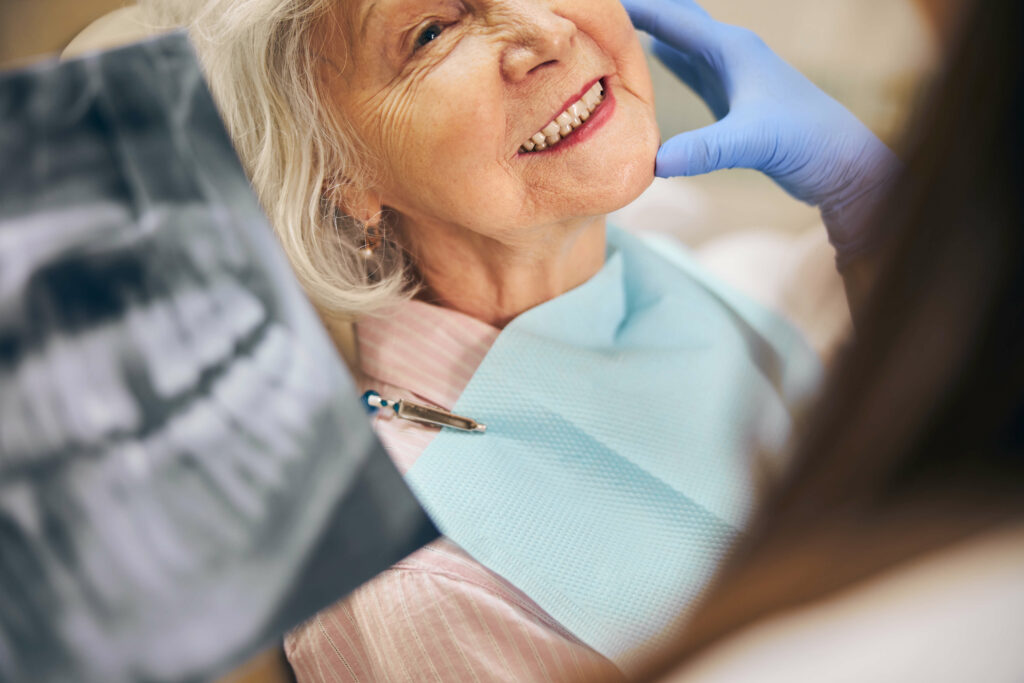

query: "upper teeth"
(521, 81), (605, 153)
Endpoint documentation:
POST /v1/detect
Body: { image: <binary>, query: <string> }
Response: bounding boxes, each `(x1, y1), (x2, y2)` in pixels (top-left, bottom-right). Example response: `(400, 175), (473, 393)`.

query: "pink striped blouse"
(284, 300), (624, 682)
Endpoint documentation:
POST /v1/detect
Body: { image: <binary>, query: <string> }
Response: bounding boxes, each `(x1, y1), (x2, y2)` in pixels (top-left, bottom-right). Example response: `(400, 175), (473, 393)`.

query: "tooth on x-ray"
(264, 327), (336, 404)
(48, 329), (141, 445)
(0, 370), (40, 461)
(16, 356), (67, 457)
(128, 297), (202, 399)
(169, 286), (234, 369)
(212, 377), (300, 461)
(0, 483), (41, 539)
(212, 278), (265, 340)
(250, 324), (293, 380)
(220, 279), (267, 340)
(165, 404), (274, 523)
(236, 340), (311, 434)
(61, 456), (175, 599)
(243, 326), (323, 438)
(0, 33), (438, 683)
(215, 402), (293, 490)
(130, 474), (207, 577)
(144, 426), (255, 558)
(211, 334), (314, 454)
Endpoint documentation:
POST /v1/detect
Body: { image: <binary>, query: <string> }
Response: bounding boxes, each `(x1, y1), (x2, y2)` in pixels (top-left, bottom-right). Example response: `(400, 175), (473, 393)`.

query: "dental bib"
(405, 226), (821, 672)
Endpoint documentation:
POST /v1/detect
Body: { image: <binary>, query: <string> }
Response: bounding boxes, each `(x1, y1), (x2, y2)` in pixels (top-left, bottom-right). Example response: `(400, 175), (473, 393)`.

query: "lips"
(520, 78), (607, 153)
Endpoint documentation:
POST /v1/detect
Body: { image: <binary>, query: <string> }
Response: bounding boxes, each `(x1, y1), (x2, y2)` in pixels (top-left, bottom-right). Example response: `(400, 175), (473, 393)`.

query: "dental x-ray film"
(0, 33), (438, 682)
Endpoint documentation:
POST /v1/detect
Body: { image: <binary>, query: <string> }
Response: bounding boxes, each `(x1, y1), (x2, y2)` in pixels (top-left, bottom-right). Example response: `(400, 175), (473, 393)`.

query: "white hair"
(139, 0), (413, 318)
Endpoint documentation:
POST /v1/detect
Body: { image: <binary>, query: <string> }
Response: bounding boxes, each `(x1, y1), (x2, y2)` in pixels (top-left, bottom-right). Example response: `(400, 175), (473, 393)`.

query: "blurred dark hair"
(640, 0), (1024, 675)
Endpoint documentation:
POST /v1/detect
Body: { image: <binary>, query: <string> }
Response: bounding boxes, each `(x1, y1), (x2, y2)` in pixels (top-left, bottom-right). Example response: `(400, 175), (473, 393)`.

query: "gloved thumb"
(654, 115), (766, 178)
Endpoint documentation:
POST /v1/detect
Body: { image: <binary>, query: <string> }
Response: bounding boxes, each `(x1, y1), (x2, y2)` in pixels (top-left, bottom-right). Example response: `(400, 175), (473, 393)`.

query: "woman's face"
(320, 0), (659, 249)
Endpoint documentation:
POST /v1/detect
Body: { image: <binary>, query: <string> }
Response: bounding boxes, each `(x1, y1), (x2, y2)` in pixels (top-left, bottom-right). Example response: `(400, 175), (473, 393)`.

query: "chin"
(614, 153), (658, 210)
(584, 133), (659, 218)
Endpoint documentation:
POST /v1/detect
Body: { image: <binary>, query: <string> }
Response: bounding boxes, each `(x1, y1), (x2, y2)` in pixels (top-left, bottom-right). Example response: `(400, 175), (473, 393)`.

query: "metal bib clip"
(361, 391), (486, 433)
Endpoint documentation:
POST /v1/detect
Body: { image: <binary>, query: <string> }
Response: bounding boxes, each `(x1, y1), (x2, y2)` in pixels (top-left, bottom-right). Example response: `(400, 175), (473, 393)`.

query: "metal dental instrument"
(361, 391), (487, 433)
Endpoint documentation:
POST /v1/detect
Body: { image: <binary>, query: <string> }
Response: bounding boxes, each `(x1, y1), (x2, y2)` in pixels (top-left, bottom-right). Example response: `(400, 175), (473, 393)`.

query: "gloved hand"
(622, 0), (902, 262)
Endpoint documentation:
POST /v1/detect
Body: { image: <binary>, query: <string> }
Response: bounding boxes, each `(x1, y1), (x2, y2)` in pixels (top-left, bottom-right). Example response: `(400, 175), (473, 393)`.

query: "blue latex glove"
(622, 0), (902, 262)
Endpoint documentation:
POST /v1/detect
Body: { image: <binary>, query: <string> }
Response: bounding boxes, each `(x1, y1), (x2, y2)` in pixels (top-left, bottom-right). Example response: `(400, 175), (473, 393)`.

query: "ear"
(325, 179), (384, 225)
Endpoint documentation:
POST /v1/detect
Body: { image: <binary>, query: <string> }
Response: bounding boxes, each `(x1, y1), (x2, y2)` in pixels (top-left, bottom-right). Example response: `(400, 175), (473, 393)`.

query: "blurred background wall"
(0, 0), (127, 68)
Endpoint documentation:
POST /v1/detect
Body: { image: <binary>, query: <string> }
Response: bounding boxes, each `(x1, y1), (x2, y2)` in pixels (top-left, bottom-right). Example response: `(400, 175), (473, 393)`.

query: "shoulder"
(285, 539), (623, 682)
(666, 524), (1024, 683)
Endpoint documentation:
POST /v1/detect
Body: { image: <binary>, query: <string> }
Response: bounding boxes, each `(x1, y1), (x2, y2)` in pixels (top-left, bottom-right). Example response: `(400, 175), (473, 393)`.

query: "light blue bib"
(405, 226), (821, 671)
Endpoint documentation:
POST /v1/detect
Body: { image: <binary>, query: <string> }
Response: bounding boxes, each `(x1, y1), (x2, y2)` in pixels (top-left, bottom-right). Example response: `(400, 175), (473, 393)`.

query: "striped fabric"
(284, 300), (623, 682)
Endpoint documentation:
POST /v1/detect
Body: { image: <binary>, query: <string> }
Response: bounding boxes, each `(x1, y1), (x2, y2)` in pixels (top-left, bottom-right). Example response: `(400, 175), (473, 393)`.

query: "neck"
(407, 216), (607, 328)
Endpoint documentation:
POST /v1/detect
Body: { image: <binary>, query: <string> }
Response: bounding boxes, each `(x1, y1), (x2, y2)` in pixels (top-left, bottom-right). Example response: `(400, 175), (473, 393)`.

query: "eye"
(414, 23), (444, 50)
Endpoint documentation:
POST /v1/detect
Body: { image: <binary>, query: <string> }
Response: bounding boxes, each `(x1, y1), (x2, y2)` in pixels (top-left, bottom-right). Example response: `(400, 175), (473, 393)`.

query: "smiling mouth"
(520, 80), (606, 153)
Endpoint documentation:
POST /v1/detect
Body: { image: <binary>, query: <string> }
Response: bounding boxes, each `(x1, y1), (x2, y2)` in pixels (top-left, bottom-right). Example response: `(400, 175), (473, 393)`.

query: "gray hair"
(139, 0), (412, 318)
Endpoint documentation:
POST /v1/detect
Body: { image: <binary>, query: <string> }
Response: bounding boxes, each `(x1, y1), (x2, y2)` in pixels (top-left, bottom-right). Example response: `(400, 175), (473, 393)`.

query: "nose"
(500, 2), (576, 82)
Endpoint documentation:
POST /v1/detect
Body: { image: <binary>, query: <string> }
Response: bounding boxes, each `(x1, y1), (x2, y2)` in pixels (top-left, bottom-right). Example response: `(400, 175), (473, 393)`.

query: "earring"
(359, 218), (383, 259)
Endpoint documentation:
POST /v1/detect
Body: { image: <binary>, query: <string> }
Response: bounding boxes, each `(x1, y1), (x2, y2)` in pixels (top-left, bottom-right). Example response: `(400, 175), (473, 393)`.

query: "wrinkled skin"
(318, 0), (660, 324)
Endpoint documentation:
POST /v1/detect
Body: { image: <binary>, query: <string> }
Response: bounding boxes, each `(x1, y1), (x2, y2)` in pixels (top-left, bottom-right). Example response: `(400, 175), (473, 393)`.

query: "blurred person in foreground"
(605, 0), (1024, 678)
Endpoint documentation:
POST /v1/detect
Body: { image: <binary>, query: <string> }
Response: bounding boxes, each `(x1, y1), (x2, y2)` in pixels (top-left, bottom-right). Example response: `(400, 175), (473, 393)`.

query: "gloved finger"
(654, 115), (769, 178)
(651, 38), (729, 120)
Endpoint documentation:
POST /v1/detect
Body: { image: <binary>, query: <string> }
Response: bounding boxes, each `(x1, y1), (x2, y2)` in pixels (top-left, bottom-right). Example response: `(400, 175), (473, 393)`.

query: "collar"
(355, 299), (501, 410)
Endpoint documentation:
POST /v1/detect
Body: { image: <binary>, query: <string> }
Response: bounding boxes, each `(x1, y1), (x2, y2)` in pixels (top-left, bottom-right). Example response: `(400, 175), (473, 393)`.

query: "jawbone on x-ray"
(0, 33), (438, 682)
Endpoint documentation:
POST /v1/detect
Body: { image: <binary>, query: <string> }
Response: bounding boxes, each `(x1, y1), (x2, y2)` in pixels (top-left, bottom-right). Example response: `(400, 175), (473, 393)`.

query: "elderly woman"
(140, 0), (895, 679)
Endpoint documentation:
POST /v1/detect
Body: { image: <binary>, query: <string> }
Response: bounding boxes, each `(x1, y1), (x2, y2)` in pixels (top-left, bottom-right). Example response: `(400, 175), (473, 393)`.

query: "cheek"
(377, 61), (516, 224)
(577, 1), (655, 103)
(618, 38), (655, 105)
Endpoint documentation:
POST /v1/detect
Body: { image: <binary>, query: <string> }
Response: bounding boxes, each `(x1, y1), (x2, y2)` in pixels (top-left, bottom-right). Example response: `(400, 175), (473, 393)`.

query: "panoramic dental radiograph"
(0, 34), (436, 683)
